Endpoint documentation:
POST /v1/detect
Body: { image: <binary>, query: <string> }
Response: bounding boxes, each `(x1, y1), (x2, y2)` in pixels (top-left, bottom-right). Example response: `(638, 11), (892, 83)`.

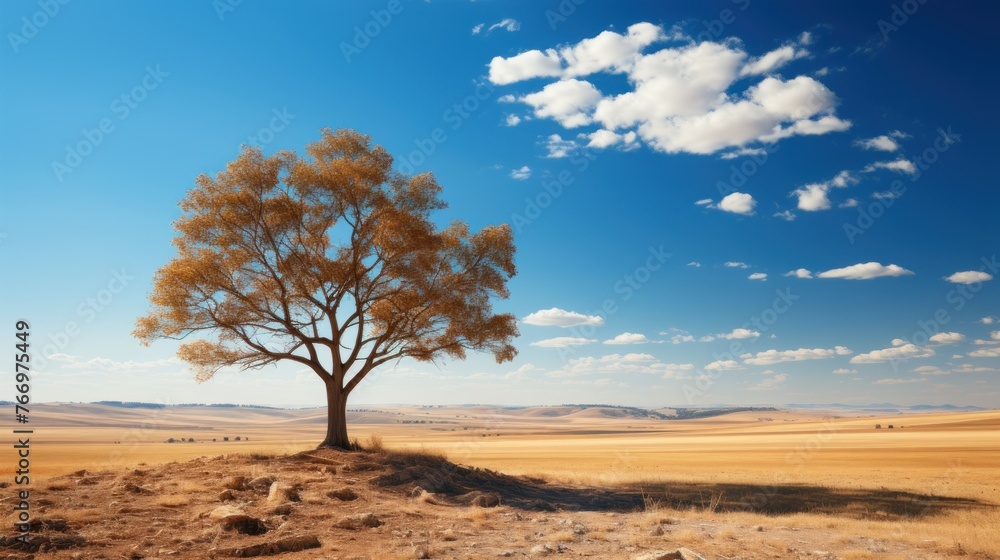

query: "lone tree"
(135, 129), (518, 449)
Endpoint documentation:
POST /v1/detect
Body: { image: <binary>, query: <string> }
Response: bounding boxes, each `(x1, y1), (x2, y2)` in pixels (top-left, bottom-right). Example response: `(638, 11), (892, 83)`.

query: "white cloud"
(873, 378), (926, 385)
(792, 170), (857, 211)
(523, 308), (604, 327)
(704, 360), (743, 371)
(784, 268), (813, 279)
(854, 134), (902, 152)
(543, 134), (579, 158)
(929, 332), (965, 345)
(944, 271), (993, 284)
(490, 23), (850, 156)
(752, 373), (788, 390)
(671, 334), (695, 344)
(486, 18), (521, 34)
(471, 23), (484, 35)
(720, 147), (767, 160)
(743, 346), (852, 365)
(773, 210), (796, 221)
(969, 347), (1000, 358)
(863, 158), (917, 175)
(993, 331), (1000, 340)
(914, 365), (947, 375)
(872, 190), (902, 200)
(833, 368), (858, 374)
(748, 272), (768, 281)
(979, 316), (996, 325)
(719, 328), (760, 340)
(555, 353), (692, 378)
(530, 337), (596, 348)
(694, 198), (712, 206)
(687, 261), (702, 267)
(504, 114), (521, 127)
(505, 363), (541, 379)
(717, 192), (757, 215)
(509, 165), (532, 180)
(817, 262), (914, 280)
(952, 363), (1000, 373)
(851, 343), (935, 364)
(521, 79), (604, 128)
(724, 261), (749, 269)
(741, 44), (809, 76)
(839, 198), (859, 208)
(603, 332), (650, 345)
(585, 129), (639, 150)
(699, 335), (716, 342)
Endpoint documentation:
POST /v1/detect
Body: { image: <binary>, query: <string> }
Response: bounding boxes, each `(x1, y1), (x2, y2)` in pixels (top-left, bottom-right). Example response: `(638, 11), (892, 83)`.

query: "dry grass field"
(1, 403), (997, 558)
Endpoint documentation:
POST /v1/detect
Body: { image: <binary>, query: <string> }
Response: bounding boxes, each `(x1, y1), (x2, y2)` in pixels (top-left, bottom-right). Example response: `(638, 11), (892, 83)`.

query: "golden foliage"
(135, 128), (518, 398)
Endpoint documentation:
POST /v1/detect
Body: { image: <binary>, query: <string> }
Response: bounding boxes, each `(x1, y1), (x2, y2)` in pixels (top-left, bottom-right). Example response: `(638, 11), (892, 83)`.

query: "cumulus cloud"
(489, 23), (850, 156)
(863, 158), (918, 175)
(504, 114), (521, 127)
(851, 343), (935, 364)
(944, 271), (993, 284)
(543, 134), (579, 158)
(969, 347), (1000, 358)
(785, 268), (813, 279)
(929, 332), (965, 345)
(743, 346), (852, 365)
(748, 272), (768, 281)
(854, 131), (907, 152)
(585, 129), (639, 150)
(521, 79), (604, 128)
(839, 198), (859, 208)
(671, 334), (695, 344)
(704, 360), (743, 371)
(773, 210), (796, 221)
(530, 337), (596, 348)
(701, 192), (757, 215)
(687, 261), (702, 267)
(509, 165), (532, 180)
(833, 368), (858, 374)
(817, 262), (914, 280)
(979, 316), (996, 325)
(724, 261), (749, 269)
(555, 353), (693, 378)
(719, 328), (760, 340)
(603, 332), (651, 345)
(792, 170), (857, 211)
(523, 308), (604, 327)
(752, 373), (789, 390)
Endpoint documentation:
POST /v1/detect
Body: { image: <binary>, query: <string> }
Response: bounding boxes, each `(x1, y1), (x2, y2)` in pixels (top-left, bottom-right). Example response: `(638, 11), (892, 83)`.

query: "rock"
(440, 528), (457, 541)
(247, 475), (275, 491)
(469, 491), (501, 507)
(572, 523), (587, 535)
(530, 543), (554, 555)
(408, 486), (426, 497)
(499, 552), (514, 558)
(333, 512), (382, 530)
(649, 524), (664, 536)
(413, 545), (431, 559)
(75, 477), (98, 486)
(218, 535), (321, 557)
(208, 506), (267, 535)
(221, 476), (247, 490)
(266, 482), (299, 504)
(752, 524), (764, 532)
(269, 503), (293, 516)
(327, 487), (359, 501)
(218, 489), (236, 502)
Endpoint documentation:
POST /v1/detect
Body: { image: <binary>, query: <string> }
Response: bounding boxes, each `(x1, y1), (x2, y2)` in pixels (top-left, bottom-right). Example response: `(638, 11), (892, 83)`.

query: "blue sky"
(1, 0), (998, 407)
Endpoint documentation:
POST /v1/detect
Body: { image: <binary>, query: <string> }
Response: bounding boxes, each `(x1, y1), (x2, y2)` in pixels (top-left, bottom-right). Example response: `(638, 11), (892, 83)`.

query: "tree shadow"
(346, 449), (992, 521)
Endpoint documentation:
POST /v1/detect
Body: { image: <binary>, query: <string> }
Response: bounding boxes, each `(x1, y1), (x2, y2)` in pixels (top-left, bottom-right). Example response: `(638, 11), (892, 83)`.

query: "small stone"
(530, 543), (553, 556)
(649, 524), (664, 536)
(334, 512), (382, 530)
(218, 489), (236, 502)
(413, 545), (431, 559)
(328, 487), (359, 501)
(267, 481), (299, 504)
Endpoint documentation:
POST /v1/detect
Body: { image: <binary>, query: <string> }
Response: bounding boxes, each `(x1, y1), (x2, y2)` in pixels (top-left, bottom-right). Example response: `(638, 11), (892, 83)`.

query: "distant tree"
(134, 129), (518, 449)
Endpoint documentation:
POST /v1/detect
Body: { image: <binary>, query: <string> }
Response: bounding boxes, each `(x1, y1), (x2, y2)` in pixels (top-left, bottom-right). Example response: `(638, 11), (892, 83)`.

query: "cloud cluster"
(489, 23), (849, 156)
(742, 346), (851, 365)
(523, 308), (604, 327)
(851, 340), (934, 364)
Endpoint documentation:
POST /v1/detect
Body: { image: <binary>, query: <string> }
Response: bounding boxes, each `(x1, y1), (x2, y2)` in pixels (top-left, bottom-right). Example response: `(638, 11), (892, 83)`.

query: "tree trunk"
(319, 382), (352, 449)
